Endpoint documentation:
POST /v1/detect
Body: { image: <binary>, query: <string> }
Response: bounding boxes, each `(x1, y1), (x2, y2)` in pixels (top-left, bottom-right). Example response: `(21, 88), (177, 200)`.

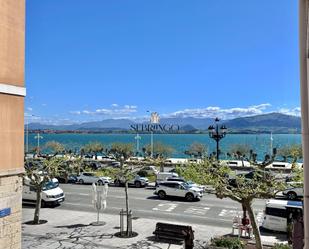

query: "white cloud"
(70, 105), (138, 118)
(27, 107), (33, 111)
(278, 107), (301, 116)
(164, 103), (272, 120)
(111, 104), (118, 107)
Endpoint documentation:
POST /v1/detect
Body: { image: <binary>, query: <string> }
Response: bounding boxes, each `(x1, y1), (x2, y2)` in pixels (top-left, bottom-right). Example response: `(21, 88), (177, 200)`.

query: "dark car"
(56, 175), (77, 184)
(228, 170), (272, 188)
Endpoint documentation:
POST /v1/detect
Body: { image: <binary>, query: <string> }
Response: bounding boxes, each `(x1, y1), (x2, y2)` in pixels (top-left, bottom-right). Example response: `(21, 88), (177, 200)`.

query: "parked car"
(76, 172), (111, 185)
(228, 170), (272, 187)
(114, 175), (149, 188)
(261, 199), (303, 232)
(23, 177), (65, 207)
(140, 166), (159, 175)
(56, 175), (77, 184)
(154, 181), (202, 201)
(155, 172), (178, 186)
(282, 182), (303, 200)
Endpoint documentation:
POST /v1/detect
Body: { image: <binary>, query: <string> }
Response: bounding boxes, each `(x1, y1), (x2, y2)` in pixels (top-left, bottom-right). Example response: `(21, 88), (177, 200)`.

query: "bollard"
(120, 209), (124, 235)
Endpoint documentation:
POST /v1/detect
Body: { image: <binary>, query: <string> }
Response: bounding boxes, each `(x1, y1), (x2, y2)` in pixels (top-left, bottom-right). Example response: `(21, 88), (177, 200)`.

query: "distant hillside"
(27, 113), (301, 134)
(224, 113), (301, 133)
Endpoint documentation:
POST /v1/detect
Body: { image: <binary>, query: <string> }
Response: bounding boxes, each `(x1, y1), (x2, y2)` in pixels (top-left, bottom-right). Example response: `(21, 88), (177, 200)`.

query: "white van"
(155, 172), (178, 186)
(23, 177), (65, 207)
(261, 199), (303, 232)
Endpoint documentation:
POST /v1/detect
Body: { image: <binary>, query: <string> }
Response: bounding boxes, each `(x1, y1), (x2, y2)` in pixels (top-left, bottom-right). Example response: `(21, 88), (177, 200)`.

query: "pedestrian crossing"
(152, 202), (264, 221)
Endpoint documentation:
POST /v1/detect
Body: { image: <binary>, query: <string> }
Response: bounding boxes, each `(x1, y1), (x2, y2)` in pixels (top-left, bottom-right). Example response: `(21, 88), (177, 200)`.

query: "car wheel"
(78, 179), (84, 184)
(287, 191), (297, 200)
(135, 181), (141, 188)
(185, 193), (194, 201)
(114, 180), (121, 187)
(97, 180), (103, 185)
(158, 191), (166, 199)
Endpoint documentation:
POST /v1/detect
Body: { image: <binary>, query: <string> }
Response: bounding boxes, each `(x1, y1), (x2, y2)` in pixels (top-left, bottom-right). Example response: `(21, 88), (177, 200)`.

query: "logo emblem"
(150, 112), (160, 124)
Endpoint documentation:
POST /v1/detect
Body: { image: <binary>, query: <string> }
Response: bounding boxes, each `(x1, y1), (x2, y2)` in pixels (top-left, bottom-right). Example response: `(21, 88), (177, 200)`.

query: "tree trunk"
(33, 185), (42, 224)
(160, 161), (164, 172)
(245, 202), (263, 249)
(124, 181), (130, 236)
(64, 172), (68, 184)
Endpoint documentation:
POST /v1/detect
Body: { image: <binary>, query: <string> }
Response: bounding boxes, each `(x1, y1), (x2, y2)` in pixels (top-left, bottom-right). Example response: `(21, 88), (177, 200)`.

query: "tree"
(227, 144), (251, 167)
(109, 143), (135, 237)
(82, 142), (104, 160)
(24, 157), (63, 224)
(179, 160), (285, 249)
(144, 142), (174, 172)
(278, 144), (302, 164)
(184, 142), (207, 158)
(44, 141), (65, 158)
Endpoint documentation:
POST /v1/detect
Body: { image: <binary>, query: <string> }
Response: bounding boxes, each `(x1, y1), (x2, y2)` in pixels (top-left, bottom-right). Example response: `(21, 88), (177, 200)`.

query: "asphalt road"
(56, 183), (267, 228)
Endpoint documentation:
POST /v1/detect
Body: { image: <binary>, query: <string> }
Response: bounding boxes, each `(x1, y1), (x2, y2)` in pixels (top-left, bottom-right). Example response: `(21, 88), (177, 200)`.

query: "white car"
(154, 181), (203, 201)
(114, 175), (149, 188)
(282, 182), (303, 200)
(76, 172), (111, 185)
(141, 166), (159, 175)
(23, 177), (65, 207)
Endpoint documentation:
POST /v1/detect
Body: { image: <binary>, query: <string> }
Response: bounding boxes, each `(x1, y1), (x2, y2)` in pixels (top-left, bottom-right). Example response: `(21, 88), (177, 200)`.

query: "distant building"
(0, 1), (25, 248)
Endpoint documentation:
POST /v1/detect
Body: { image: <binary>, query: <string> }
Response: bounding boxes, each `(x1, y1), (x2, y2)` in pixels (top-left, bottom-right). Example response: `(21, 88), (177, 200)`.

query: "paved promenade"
(22, 207), (287, 249)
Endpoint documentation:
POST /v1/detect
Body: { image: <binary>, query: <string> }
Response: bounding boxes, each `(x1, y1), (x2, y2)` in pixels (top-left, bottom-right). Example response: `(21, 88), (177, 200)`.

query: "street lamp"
(147, 110), (159, 158)
(34, 132), (43, 156)
(25, 114), (35, 154)
(134, 133), (141, 156)
(208, 117), (227, 161)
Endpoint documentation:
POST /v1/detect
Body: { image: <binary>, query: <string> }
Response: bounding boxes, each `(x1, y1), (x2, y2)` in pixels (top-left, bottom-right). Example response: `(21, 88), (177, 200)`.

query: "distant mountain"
(224, 113), (301, 133)
(159, 117), (213, 130)
(27, 113), (301, 134)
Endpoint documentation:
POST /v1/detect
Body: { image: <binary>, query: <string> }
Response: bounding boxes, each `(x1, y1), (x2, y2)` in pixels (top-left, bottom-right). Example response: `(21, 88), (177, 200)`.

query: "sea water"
(26, 133), (301, 160)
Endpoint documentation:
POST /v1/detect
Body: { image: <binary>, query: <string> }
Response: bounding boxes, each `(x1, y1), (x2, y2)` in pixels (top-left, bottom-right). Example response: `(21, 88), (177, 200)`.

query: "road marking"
(65, 192), (89, 196)
(152, 203), (178, 212)
(219, 209), (241, 217)
(184, 206), (210, 215)
(256, 211), (264, 225)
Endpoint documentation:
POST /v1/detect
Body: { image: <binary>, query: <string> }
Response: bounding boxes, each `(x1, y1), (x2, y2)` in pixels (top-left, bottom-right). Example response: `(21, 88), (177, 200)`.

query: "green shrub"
(272, 243), (292, 249)
(211, 237), (245, 249)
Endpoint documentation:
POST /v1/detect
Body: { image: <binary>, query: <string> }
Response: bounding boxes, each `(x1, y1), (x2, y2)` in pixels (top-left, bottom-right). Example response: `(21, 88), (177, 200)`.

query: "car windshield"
(181, 183), (190, 189)
(43, 181), (58, 191)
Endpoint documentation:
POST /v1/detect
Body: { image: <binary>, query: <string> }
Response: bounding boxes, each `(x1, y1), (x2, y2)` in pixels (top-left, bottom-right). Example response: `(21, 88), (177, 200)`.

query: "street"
(57, 184), (267, 228)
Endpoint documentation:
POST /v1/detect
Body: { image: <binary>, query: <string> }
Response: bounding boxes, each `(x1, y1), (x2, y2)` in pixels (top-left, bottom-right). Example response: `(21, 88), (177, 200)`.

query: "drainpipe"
(299, 0), (309, 247)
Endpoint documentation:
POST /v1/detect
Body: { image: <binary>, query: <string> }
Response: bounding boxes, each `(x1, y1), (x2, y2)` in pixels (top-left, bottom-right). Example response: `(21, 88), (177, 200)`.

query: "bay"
(25, 133), (301, 160)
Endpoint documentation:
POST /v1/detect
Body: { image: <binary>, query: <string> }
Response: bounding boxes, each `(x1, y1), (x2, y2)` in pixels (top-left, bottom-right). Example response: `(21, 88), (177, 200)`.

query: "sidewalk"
(22, 208), (287, 249)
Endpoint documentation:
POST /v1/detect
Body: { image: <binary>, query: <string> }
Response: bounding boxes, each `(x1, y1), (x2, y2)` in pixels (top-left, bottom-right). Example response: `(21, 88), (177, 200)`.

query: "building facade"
(0, 0), (25, 248)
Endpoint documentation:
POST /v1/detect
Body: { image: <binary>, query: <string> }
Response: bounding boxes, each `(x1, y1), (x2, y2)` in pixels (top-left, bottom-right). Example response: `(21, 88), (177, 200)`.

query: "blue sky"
(25, 0), (300, 124)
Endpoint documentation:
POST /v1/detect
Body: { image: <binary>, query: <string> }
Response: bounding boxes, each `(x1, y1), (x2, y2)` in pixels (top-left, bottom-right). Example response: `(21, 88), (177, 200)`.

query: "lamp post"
(147, 110), (159, 158)
(34, 132), (43, 156)
(208, 117), (227, 161)
(25, 114), (35, 154)
(134, 133), (141, 155)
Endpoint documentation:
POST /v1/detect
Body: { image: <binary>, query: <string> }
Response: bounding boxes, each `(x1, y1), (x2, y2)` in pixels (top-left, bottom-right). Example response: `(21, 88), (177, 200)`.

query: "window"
(265, 207), (287, 218)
